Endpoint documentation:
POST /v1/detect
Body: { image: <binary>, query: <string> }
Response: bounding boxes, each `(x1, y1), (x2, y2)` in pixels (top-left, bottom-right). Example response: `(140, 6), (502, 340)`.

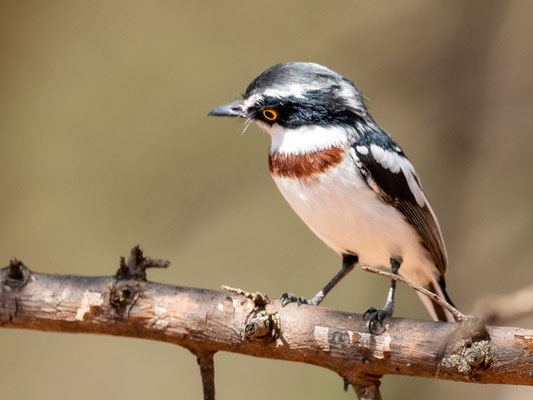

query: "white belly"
(272, 157), (433, 280)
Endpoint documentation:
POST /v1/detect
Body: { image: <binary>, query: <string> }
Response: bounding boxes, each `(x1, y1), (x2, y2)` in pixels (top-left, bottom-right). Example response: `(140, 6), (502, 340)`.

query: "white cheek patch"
(370, 144), (426, 207)
(265, 124), (349, 155)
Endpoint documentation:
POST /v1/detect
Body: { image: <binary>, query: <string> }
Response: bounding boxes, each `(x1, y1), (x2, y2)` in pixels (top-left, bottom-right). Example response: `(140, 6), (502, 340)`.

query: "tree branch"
(196, 352), (216, 400)
(1, 247), (533, 400)
(474, 284), (533, 325)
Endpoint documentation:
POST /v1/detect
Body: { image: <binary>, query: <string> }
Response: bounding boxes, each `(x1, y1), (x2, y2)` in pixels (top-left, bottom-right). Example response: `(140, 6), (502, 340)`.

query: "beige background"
(1, 1), (532, 399)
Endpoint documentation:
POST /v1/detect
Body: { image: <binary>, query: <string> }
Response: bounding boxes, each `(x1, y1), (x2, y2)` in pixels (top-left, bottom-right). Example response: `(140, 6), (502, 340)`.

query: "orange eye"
(262, 109), (278, 121)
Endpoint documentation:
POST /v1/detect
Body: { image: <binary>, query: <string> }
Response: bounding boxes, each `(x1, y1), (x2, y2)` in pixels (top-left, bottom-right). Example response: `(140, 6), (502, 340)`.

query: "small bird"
(209, 62), (455, 329)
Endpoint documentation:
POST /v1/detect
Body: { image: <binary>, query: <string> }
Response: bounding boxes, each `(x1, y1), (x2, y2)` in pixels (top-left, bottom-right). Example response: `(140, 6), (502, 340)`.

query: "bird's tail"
(417, 277), (457, 322)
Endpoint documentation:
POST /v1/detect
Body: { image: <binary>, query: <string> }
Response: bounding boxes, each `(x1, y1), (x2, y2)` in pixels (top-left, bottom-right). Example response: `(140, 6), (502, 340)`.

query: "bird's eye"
(262, 109), (278, 121)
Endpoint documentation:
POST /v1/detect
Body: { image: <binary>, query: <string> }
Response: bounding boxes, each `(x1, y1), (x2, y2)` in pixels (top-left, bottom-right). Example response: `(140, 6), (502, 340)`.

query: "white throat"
(256, 122), (349, 155)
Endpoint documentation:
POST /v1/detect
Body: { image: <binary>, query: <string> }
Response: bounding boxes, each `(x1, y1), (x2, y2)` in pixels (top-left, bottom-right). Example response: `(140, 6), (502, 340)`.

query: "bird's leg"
(281, 254), (358, 307)
(364, 257), (402, 333)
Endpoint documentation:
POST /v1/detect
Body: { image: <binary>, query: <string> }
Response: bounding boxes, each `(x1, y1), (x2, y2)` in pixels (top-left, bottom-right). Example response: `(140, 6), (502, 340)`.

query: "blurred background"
(1, 1), (532, 399)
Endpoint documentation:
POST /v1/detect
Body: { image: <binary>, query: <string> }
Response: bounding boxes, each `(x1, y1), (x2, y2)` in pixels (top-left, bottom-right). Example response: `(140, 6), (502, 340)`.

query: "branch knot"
(438, 317), (493, 378)
(108, 282), (141, 316)
(222, 285), (279, 341)
(115, 245), (170, 281)
(2, 258), (31, 289)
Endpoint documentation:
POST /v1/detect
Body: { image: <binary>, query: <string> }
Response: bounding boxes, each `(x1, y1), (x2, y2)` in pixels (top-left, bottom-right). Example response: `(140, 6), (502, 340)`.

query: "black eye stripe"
(247, 93), (366, 128)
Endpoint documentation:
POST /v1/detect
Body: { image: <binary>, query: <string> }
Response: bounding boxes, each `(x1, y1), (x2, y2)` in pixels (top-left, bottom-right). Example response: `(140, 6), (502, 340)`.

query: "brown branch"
(473, 284), (533, 325)
(1, 247), (533, 400)
(196, 352), (216, 400)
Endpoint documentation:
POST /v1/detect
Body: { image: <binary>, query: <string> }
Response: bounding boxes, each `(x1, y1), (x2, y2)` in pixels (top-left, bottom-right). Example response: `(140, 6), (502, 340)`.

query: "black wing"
(350, 132), (448, 276)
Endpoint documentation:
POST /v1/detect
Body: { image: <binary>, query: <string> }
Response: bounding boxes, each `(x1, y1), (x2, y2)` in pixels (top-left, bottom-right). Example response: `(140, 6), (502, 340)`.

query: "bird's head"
(209, 63), (371, 154)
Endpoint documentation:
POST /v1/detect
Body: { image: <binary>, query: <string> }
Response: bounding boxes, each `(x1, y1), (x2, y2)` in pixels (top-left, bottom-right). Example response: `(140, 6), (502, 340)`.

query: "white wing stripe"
(370, 144), (426, 207)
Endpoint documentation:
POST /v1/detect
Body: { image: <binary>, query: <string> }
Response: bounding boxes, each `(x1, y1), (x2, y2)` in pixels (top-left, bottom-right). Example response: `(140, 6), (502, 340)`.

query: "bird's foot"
(363, 307), (392, 334)
(280, 292), (318, 307)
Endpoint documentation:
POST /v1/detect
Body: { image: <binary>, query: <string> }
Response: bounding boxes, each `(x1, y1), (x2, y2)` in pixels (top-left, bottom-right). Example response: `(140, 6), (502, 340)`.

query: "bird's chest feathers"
(266, 124), (350, 182)
(271, 154), (373, 254)
(266, 123), (416, 260)
(270, 148), (419, 263)
(268, 147), (345, 181)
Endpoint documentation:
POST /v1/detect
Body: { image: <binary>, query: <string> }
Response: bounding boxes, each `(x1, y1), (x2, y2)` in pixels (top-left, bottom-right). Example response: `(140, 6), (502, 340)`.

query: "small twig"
(345, 375), (383, 400)
(115, 245), (170, 281)
(353, 383), (382, 400)
(222, 285), (269, 307)
(8, 258), (23, 280)
(197, 353), (216, 400)
(2, 257), (31, 289)
(361, 265), (467, 321)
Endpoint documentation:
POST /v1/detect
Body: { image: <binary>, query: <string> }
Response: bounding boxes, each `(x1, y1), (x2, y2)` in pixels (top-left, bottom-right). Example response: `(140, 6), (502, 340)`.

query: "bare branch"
(1, 248), (533, 400)
(197, 352), (216, 400)
(474, 284), (533, 325)
(115, 245), (170, 281)
(352, 381), (382, 400)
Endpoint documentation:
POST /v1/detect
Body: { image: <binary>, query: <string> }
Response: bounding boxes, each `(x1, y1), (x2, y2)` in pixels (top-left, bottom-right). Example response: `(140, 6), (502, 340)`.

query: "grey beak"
(208, 100), (248, 118)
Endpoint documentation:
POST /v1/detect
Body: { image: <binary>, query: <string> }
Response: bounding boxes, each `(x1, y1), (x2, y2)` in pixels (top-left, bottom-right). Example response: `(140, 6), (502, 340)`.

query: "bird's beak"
(208, 100), (248, 118)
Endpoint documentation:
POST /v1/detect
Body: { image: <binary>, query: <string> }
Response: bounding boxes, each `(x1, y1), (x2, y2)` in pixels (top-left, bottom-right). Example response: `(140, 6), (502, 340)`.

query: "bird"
(208, 62), (456, 330)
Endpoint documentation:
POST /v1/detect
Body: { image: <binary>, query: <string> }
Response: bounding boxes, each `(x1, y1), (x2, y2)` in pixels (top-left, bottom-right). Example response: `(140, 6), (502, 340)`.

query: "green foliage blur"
(1, 1), (532, 399)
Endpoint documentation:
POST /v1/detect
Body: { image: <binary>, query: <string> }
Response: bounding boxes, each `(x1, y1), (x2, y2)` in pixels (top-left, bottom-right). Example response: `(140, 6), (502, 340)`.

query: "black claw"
(280, 293), (293, 307)
(280, 293), (311, 307)
(363, 307), (378, 320)
(363, 307), (392, 334)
